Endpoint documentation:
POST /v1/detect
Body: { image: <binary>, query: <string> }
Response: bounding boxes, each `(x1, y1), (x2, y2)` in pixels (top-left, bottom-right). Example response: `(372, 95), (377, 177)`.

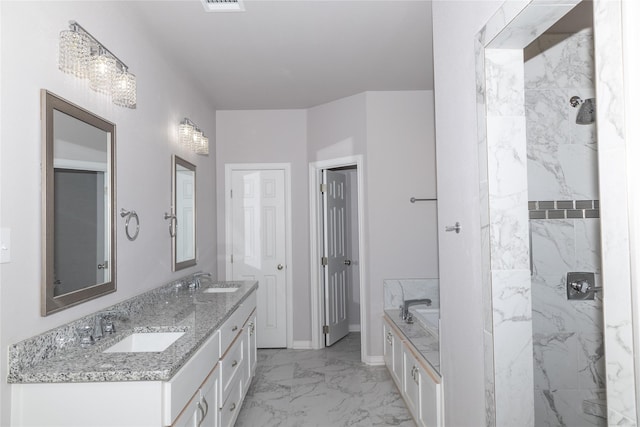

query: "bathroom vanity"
(383, 279), (442, 427)
(9, 277), (257, 427)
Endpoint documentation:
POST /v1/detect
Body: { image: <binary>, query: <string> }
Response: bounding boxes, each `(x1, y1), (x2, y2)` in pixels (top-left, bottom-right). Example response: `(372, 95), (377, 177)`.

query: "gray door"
(323, 170), (350, 346)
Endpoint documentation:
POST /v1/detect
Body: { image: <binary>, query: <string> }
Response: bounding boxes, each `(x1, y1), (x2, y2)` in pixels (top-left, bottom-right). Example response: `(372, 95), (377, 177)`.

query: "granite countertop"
(8, 280), (258, 384)
(385, 309), (440, 375)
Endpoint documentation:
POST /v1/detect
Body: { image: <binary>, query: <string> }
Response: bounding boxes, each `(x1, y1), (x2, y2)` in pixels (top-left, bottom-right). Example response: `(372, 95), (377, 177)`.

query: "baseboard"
(363, 355), (385, 366)
(292, 340), (313, 350)
(348, 324), (361, 332)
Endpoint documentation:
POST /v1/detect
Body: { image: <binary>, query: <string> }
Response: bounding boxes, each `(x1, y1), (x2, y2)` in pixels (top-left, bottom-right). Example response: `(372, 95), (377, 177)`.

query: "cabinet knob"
(232, 360), (238, 368)
(230, 402), (237, 412)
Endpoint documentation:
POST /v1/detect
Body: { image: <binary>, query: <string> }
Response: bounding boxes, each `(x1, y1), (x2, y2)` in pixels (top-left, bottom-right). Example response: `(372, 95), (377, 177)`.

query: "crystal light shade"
(191, 129), (203, 152)
(58, 30), (90, 78)
(89, 53), (117, 95)
(196, 135), (209, 155)
(112, 70), (137, 108)
(179, 120), (194, 147)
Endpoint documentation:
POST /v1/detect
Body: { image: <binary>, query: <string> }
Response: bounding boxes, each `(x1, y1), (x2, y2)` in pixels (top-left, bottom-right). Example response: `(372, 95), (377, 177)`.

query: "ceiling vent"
(201, 0), (245, 12)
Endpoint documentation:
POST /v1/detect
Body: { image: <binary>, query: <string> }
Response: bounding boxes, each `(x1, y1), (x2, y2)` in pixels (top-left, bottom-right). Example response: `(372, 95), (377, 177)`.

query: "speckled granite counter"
(8, 278), (258, 384)
(385, 309), (440, 374)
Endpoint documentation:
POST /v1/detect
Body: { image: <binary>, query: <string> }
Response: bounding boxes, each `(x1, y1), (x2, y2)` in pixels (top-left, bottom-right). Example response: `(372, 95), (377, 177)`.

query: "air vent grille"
(201, 0), (245, 12)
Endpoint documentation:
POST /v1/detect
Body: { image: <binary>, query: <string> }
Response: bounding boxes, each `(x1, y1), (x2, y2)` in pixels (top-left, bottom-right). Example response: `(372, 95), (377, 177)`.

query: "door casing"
(224, 163), (293, 349)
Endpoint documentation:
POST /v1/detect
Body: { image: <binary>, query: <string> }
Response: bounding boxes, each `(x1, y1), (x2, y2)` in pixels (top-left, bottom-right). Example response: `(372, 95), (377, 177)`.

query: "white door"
(230, 169), (287, 348)
(322, 170), (350, 346)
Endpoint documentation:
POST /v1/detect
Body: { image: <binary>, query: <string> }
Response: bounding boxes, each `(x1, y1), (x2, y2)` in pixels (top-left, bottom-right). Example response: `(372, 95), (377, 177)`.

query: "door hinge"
(320, 183), (327, 194)
(231, 254), (234, 264)
(323, 325), (329, 335)
(321, 256), (328, 266)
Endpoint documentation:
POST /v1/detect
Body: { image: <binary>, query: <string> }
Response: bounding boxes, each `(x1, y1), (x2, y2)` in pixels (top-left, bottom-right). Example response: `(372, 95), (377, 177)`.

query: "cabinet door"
(172, 396), (199, 427)
(418, 364), (442, 427)
(392, 329), (403, 387)
(199, 366), (220, 427)
(402, 343), (420, 419)
(383, 317), (403, 388)
(245, 311), (257, 391)
(383, 320), (393, 369)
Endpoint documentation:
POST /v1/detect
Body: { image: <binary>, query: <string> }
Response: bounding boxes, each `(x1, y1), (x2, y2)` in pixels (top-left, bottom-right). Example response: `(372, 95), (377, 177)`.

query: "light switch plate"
(0, 228), (10, 263)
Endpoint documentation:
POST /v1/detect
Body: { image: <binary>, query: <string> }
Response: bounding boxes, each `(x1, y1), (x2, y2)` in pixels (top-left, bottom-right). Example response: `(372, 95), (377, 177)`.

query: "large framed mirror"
(172, 155), (196, 271)
(41, 90), (116, 316)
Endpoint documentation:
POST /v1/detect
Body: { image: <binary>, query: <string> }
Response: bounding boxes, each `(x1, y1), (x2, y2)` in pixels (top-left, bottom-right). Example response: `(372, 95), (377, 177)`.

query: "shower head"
(569, 96), (596, 125)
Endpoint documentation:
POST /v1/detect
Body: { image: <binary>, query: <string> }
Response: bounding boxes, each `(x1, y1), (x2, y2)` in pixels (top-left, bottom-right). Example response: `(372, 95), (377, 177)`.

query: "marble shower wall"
(525, 30), (606, 427)
(476, 2), (636, 426)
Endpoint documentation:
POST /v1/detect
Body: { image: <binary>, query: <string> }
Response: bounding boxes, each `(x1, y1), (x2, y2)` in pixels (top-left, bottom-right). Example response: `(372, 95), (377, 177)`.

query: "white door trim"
(309, 155), (371, 363)
(224, 163), (293, 349)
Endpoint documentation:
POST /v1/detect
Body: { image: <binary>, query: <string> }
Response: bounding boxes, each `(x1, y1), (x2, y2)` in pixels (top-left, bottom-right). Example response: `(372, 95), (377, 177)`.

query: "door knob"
(277, 264), (284, 270)
(344, 259), (352, 266)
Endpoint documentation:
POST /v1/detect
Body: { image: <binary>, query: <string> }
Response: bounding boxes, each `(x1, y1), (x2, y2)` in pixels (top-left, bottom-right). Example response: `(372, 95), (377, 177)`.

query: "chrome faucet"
(93, 310), (125, 340)
(401, 298), (432, 321)
(190, 272), (212, 289)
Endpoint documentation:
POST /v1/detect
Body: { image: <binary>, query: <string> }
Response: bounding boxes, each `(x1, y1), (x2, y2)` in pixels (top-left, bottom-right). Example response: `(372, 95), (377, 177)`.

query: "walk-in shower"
(570, 96), (597, 124)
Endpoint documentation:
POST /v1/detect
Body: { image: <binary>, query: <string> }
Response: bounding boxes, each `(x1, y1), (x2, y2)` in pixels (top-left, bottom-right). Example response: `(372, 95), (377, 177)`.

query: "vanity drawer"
(220, 332), (245, 397)
(220, 291), (257, 353)
(220, 373), (243, 427)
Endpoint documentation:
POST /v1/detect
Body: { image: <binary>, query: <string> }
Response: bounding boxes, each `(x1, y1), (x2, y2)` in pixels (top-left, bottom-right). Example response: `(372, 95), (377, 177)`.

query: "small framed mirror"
(42, 90), (116, 315)
(172, 155), (196, 270)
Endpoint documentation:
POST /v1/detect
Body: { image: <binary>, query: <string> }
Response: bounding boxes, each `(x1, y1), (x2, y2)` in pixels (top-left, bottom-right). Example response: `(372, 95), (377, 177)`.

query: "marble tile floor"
(236, 333), (415, 427)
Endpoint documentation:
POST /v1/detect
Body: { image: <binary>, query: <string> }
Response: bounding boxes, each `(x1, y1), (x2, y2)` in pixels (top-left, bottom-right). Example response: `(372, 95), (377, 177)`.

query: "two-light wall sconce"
(58, 21), (136, 109)
(179, 118), (209, 155)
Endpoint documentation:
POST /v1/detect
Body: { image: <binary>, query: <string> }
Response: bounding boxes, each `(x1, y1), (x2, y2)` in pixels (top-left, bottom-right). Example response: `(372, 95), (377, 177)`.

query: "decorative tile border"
(528, 200), (600, 219)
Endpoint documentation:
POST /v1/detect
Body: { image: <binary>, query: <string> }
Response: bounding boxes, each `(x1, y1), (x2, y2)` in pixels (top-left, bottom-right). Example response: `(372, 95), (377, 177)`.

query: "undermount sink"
(103, 331), (185, 353)
(203, 287), (239, 294)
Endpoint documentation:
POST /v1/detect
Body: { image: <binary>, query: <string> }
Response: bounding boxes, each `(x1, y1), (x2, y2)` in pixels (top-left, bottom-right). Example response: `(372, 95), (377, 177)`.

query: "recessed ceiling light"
(201, 0), (245, 12)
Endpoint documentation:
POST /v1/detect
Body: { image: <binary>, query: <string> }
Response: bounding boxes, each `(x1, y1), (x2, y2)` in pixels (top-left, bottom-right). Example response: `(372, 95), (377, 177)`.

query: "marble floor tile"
(236, 333), (415, 427)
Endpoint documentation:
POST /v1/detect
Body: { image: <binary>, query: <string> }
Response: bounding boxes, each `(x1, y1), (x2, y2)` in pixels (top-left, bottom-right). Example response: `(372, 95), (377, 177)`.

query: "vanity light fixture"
(178, 118), (209, 155)
(58, 21), (136, 109)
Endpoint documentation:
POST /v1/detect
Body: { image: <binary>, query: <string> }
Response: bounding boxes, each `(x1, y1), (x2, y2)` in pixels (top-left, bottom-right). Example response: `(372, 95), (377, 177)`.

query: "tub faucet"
(401, 298), (432, 321)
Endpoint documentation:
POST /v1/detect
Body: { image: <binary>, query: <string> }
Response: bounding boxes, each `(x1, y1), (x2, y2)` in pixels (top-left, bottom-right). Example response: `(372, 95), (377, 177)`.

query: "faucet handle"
(103, 315), (116, 334)
(77, 326), (95, 347)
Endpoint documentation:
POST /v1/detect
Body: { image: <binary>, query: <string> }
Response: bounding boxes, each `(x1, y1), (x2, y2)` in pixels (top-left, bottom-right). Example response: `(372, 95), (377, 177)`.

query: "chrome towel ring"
(120, 209), (140, 241)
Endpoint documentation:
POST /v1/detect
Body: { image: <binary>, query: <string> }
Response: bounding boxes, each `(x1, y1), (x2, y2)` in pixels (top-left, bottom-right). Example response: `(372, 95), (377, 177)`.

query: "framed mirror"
(41, 90), (116, 316)
(172, 155), (196, 271)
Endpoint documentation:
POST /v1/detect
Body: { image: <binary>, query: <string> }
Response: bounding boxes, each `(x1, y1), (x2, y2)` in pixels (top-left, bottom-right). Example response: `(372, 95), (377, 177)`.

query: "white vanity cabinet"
(11, 290), (258, 427)
(383, 316), (403, 389)
(383, 314), (442, 427)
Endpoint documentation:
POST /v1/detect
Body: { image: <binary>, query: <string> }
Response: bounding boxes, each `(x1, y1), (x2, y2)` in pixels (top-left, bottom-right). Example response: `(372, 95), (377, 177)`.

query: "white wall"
(215, 110), (309, 340)
(307, 93), (368, 163)
(217, 91), (437, 357)
(0, 3), (217, 423)
(431, 1), (504, 425)
(364, 91), (438, 357)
